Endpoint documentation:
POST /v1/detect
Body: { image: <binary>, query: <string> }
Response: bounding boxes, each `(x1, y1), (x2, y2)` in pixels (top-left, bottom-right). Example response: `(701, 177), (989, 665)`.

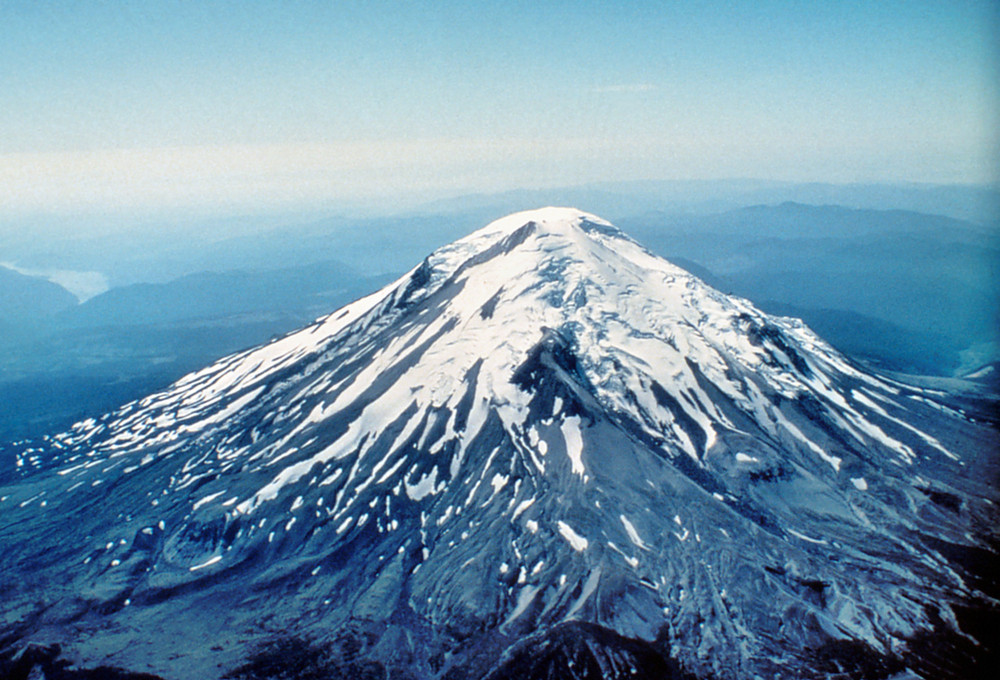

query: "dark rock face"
(1, 209), (997, 679)
(0, 643), (167, 680)
(481, 622), (694, 680)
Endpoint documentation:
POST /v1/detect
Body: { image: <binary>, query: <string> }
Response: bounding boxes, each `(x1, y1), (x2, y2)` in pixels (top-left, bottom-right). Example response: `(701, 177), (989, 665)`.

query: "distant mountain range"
(0, 262), (394, 440)
(414, 180), (1000, 226)
(57, 260), (384, 327)
(0, 264), (78, 324)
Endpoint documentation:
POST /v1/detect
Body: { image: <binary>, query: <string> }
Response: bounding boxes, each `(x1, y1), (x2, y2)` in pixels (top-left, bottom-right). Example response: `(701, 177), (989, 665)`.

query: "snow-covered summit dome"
(418, 206), (629, 284)
(462, 206), (619, 240)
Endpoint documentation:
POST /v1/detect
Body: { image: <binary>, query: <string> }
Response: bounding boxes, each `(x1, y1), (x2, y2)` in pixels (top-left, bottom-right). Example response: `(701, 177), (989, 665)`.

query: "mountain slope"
(617, 204), (1000, 375)
(1, 208), (997, 679)
(0, 264), (78, 323)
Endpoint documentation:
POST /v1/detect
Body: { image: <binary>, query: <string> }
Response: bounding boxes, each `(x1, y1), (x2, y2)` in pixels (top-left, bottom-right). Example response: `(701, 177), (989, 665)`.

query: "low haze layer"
(1, 1), (997, 217)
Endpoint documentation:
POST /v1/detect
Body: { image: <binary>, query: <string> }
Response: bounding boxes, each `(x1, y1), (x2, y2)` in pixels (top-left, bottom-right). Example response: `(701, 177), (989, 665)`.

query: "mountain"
(1, 208), (997, 679)
(418, 181), (1000, 225)
(0, 264), (78, 324)
(57, 260), (385, 328)
(0, 261), (396, 442)
(624, 202), (996, 242)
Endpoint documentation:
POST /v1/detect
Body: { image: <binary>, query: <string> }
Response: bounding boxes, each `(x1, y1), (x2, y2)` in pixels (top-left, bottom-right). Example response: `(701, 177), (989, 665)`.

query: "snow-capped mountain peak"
(2, 208), (996, 679)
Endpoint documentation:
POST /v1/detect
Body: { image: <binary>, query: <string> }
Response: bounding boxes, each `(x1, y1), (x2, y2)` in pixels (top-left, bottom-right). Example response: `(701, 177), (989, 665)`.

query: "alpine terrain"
(1, 208), (997, 679)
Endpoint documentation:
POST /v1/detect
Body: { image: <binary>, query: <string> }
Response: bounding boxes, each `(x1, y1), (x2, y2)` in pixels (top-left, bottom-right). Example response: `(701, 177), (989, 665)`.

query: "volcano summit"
(1, 208), (997, 679)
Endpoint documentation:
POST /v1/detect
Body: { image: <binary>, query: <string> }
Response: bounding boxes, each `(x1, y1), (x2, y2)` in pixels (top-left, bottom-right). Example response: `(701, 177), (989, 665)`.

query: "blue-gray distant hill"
(0, 265), (77, 325)
(57, 260), (385, 327)
(0, 261), (395, 440)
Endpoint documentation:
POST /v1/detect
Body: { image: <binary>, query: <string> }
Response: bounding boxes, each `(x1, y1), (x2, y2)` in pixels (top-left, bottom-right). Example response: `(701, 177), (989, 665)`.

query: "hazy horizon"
(2, 1), (998, 219)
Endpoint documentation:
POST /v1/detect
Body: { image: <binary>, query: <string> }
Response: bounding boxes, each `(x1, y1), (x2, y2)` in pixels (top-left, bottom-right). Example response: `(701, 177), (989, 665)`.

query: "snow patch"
(192, 491), (225, 511)
(620, 515), (648, 550)
(560, 415), (585, 476)
(557, 520), (588, 551)
(405, 467), (439, 501)
(189, 555), (222, 572)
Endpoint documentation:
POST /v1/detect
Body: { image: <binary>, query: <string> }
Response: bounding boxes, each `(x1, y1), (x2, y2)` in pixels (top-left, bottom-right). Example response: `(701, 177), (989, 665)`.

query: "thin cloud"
(0, 138), (630, 216)
(590, 83), (657, 93)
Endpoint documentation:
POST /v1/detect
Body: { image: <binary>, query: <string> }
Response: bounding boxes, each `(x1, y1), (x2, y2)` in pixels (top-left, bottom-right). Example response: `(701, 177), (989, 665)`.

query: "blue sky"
(1, 0), (997, 215)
